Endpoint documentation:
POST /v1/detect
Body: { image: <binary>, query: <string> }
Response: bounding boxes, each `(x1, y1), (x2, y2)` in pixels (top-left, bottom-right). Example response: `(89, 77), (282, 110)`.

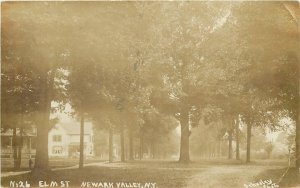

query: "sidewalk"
(1, 170), (31, 178)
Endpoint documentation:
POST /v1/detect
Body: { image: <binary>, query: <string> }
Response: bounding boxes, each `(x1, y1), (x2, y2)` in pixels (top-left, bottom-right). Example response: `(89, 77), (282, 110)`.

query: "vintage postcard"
(1, 1), (299, 188)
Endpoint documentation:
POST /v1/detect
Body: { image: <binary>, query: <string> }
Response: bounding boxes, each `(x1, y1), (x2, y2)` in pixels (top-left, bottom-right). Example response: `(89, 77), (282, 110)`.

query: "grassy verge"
(254, 167), (300, 188)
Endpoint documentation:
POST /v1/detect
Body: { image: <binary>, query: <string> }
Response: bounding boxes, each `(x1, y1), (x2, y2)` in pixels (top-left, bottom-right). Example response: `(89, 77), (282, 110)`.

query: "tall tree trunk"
(235, 116), (240, 160)
(16, 128), (24, 169)
(29, 137), (32, 159)
(296, 61), (300, 169)
(128, 127), (134, 161)
(79, 115), (84, 169)
(34, 71), (54, 172)
(34, 123), (50, 171)
(16, 105), (25, 169)
(297, 108), (300, 169)
(34, 121), (50, 171)
(179, 110), (190, 163)
(284, 1), (299, 170)
(246, 123), (252, 163)
(151, 140), (155, 159)
(218, 138), (221, 157)
(139, 132), (143, 160)
(120, 124), (125, 162)
(228, 129), (233, 159)
(109, 126), (113, 163)
(13, 127), (18, 170)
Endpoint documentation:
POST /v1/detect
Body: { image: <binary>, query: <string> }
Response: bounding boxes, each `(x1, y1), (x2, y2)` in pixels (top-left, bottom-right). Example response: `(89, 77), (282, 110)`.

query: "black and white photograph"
(1, 1), (299, 187)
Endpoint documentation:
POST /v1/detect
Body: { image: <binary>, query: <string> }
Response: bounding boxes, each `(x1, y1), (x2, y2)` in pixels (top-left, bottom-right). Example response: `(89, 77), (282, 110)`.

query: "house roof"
(1, 128), (37, 137)
(1, 121), (94, 136)
(59, 121), (93, 135)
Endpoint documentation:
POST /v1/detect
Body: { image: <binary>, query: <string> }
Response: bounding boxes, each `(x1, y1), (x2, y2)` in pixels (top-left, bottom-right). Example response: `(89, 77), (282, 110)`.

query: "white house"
(48, 121), (94, 158)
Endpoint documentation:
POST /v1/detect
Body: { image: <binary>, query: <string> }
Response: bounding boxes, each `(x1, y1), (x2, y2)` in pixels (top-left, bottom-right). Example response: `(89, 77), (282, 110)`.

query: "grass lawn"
(1, 165), (197, 188)
(1, 159), (299, 188)
(254, 167), (300, 188)
(1, 158), (105, 172)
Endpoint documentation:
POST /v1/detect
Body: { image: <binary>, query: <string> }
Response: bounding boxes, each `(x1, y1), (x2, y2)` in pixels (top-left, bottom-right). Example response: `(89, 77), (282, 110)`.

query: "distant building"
(0, 128), (37, 158)
(1, 121), (94, 158)
(48, 122), (94, 157)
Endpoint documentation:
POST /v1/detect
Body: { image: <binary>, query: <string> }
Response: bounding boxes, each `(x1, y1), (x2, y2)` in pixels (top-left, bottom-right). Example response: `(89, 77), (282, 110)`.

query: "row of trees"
(2, 1), (299, 172)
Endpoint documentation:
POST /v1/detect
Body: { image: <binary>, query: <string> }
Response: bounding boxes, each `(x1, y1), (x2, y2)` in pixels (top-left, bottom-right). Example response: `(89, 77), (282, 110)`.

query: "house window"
(53, 135), (62, 142)
(52, 146), (63, 154)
